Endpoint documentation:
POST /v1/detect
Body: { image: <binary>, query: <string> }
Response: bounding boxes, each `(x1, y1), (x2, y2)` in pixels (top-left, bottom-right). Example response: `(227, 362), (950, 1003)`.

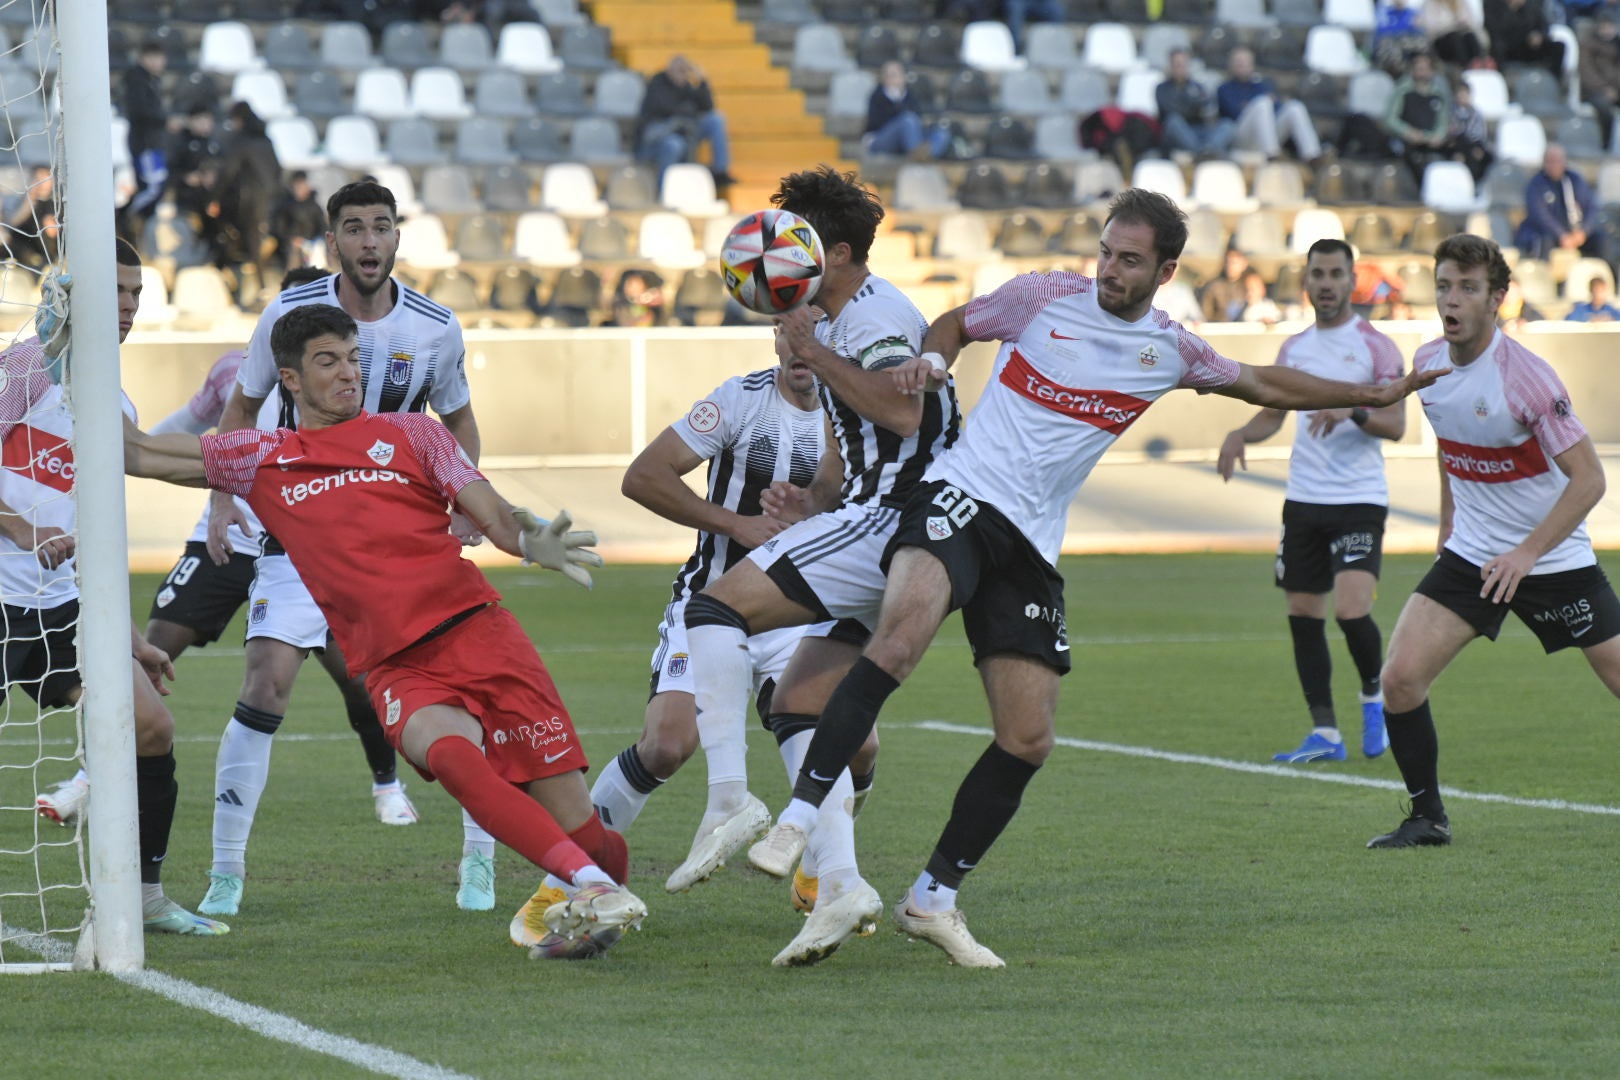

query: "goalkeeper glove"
(512, 507), (603, 589)
(37, 270), (71, 381)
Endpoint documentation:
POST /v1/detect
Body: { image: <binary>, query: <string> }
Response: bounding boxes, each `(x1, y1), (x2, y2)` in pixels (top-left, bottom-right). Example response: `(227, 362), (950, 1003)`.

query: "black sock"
(1288, 615), (1335, 727)
(1386, 700), (1444, 820)
(791, 656), (898, 808)
(765, 712), (818, 747)
(346, 698), (396, 785)
(1337, 615), (1384, 697)
(924, 743), (1040, 890)
(136, 752), (178, 886)
(232, 700), (283, 735)
(615, 744), (664, 794)
(851, 766), (875, 794)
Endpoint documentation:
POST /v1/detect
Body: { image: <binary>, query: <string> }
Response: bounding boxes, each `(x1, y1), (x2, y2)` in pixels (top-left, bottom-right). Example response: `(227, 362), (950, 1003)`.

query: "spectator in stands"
(211, 102), (284, 305)
(1002, 0), (1062, 54)
(1, 166), (57, 268)
(1514, 144), (1607, 263)
(1383, 51), (1453, 185)
(608, 270), (666, 328)
(1374, 0), (1429, 74)
(636, 56), (737, 189)
(1578, 12), (1620, 153)
(1351, 260), (1412, 319)
(1217, 47), (1323, 164)
(270, 171), (328, 272)
(1566, 275), (1620, 322)
(414, 0), (483, 20)
(1420, 0), (1486, 69)
(1199, 248), (1252, 323)
(1240, 269), (1283, 326)
(121, 41), (177, 242)
(863, 61), (949, 160)
(1484, 0), (1564, 76)
(170, 106), (222, 252)
(1157, 49), (1233, 159)
(1443, 80), (1493, 181)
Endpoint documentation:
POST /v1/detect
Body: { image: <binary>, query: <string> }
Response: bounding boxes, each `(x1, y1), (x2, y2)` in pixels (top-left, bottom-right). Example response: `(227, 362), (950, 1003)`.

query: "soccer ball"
(719, 209), (825, 315)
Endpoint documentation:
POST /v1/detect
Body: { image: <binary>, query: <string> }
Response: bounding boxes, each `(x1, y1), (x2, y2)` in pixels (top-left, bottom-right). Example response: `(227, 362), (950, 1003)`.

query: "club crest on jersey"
(388, 352), (412, 386)
(367, 440), (396, 466)
(926, 515), (953, 541)
(249, 598), (268, 625)
(667, 652), (688, 678)
(1554, 397), (1571, 418)
(1473, 397), (1489, 418)
(1138, 344), (1159, 368)
(156, 586), (175, 608)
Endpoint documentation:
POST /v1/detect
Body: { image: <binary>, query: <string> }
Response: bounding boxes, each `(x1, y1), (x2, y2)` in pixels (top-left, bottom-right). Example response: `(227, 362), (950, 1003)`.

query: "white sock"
(1359, 689), (1384, 704)
(778, 730), (819, 878)
(572, 864), (613, 888)
(462, 808), (495, 859)
(1313, 726), (1343, 743)
(808, 771), (858, 895)
(589, 753), (653, 833)
(778, 796), (818, 837)
(141, 883), (165, 915)
(70, 767), (88, 787)
(212, 718), (274, 877)
(687, 622), (752, 814)
(909, 871), (957, 914)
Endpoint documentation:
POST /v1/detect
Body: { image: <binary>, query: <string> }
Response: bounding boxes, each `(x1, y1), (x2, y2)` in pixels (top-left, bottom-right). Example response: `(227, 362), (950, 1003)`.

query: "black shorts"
(2, 599), (81, 708)
(1274, 500), (1387, 594)
(146, 541), (257, 645)
(884, 479), (1071, 674)
(1415, 548), (1620, 653)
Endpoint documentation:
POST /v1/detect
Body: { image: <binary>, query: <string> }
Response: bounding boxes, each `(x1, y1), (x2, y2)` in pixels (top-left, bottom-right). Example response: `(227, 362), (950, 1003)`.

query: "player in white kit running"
(752, 190), (1446, 967)
(1217, 239), (1407, 763)
(1368, 234), (1620, 849)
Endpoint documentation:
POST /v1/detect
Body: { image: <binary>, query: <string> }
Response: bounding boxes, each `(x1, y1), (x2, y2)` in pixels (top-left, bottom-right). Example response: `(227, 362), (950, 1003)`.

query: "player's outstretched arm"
(777, 304), (925, 437)
(207, 384), (267, 563)
(622, 427), (782, 548)
(456, 480), (603, 588)
(1480, 436), (1607, 604)
(1216, 408), (1286, 481)
(122, 416), (210, 487)
(1216, 362), (1448, 412)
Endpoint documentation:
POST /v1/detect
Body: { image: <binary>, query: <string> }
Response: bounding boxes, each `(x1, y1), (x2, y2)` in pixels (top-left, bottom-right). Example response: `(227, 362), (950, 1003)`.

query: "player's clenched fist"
(513, 507), (603, 589)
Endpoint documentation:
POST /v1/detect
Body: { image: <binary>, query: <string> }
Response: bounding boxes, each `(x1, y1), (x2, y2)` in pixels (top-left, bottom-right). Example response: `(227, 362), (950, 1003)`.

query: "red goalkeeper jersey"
(200, 411), (499, 674)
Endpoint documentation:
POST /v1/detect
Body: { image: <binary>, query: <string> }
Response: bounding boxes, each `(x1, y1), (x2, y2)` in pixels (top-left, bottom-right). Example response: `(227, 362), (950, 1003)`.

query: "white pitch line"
(1, 925), (477, 1080)
(911, 721), (1620, 817)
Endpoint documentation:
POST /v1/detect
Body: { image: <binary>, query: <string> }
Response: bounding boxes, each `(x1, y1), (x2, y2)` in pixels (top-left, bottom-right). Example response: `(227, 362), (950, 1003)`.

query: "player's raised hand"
(761, 479), (816, 524)
(1371, 364), (1450, 407)
(1216, 430), (1248, 482)
(513, 507), (603, 589)
(205, 490), (255, 566)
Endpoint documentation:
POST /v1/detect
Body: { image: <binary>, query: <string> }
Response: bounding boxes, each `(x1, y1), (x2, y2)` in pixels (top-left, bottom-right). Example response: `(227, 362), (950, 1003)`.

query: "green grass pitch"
(4, 553), (1620, 1079)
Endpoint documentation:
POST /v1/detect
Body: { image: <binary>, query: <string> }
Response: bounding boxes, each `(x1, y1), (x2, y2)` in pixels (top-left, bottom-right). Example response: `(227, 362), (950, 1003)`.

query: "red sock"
(425, 737), (593, 882)
(569, 813), (628, 884)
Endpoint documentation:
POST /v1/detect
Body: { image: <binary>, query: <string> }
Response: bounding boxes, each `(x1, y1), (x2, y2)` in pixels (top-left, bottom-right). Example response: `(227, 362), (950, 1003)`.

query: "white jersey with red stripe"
(931, 272), (1242, 564)
(0, 337), (137, 609)
(1415, 331), (1593, 573)
(1277, 316), (1405, 506)
(161, 349), (268, 556)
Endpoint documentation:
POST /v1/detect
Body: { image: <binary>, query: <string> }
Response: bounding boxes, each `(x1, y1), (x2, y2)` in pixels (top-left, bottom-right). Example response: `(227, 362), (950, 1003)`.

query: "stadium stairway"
(586, 0), (849, 202)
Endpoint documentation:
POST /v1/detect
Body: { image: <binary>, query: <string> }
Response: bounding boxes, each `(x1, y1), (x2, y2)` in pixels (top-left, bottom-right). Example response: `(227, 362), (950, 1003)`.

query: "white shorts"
(649, 598), (834, 699)
(747, 502), (901, 626)
(244, 553), (330, 650)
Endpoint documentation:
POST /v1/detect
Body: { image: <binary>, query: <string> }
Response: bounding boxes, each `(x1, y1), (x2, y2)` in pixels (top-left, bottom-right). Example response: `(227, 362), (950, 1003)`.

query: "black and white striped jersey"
(816, 275), (959, 508)
(236, 273), (470, 422)
(666, 367), (825, 602)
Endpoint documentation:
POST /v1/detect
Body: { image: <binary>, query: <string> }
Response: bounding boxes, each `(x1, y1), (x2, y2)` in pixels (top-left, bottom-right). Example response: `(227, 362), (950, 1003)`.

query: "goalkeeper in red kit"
(124, 303), (645, 959)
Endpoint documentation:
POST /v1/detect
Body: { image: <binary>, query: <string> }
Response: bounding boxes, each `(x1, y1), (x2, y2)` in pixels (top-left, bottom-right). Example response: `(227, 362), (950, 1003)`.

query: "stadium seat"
(557, 25), (613, 70)
(1511, 67), (1567, 120)
(1565, 257), (1613, 299)
(1312, 161), (1357, 205)
(1272, 0), (1321, 27)
(913, 24), (962, 69)
(594, 69), (646, 121)
(661, 164), (728, 216)
(1495, 115), (1547, 169)
(513, 211), (584, 267)
(323, 116), (385, 171)
(497, 23), (563, 75)
(1032, 114), (1087, 162)
(855, 25), (904, 70)
(1025, 25), (1078, 70)
(1108, 0), (1151, 20)
(199, 21), (259, 75)
(1052, 211), (1101, 255)
(294, 70), (346, 120)
(514, 117), (568, 163)
(474, 69), (533, 119)
(540, 163), (608, 217)
(440, 23), (494, 72)
(483, 164), (534, 213)
(1183, 208), (1228, 256)
(957, 163), (1015, 210)
(1515, 259), (1557, 307)
(1214, 0), (1274, 28)
(411, 67), (472, 120)
(605, 165), (660, 211)
(421, 164), (481, 214)
(1398, 260), (1435, 305)
(1558, 116), (1604, 160)
(1233, 210), (1288, 256)
(1322, 0), (1375, 29)
(947, 70), (995, 114)
(1081, 23), (1137, 75)
(1347, 212), (1397, 254)
(569, 116), (627, 164)
(532, 0), (587, 27)
(382, 22), (436, 70)
(1372, 161), (1420, 205)
(231, 70), (291, 121)
(673, 267), (730, 326)
(356, 68), (414, 121)
(1117, 69), (1162, 117)
(427, 268), (484, 311)
(761, 0), (818, 25)
(638, 211), (705, 270)
(263, 24), (318, 71)
(1131, 159), (1186, 206)
(454, 214), (510, 262)
(998, 69), (1058, 117)
(1405, 209), (1452, 252)
(1599, 160), (1620, 207)
(892, 164), (960, 211)
(793, 23), (856, 74)
(134, 265), (177, 329)
(172, 266), (237, 329)
(985, 116), (1034, 159)
(1461, 69), (1510, 122)
(961, 21), (1025, 73)
(386, 118), (445, 167)
(455, 116), (516, 165)
(1191, 161), (1255, 213)
(320, 21), (375, 70)
(1073, 159), (1125, 203)
(536, 72), (590, 117)
(1420, 161), (1480, 213)
(1198, 25), (1235, 69)
(109, 117), (131, 169)
(1305, 25), (1365, 76)
(1140, 24), (1192, 71)
(397, 213), (460, 269)
(994, 213), (1048, 258)
(934, 211), (994, 260)
(1347, 70), (1394, 118)
(828, 70), (876, 138)
(545, 266), (604, 326)
(1060, 68), (1111, 115)
(1246, 162), (1303, 209)
(267, 117), (325, 169)
(1019, 162), (1072, 209)
(490, 265), (544, 316)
